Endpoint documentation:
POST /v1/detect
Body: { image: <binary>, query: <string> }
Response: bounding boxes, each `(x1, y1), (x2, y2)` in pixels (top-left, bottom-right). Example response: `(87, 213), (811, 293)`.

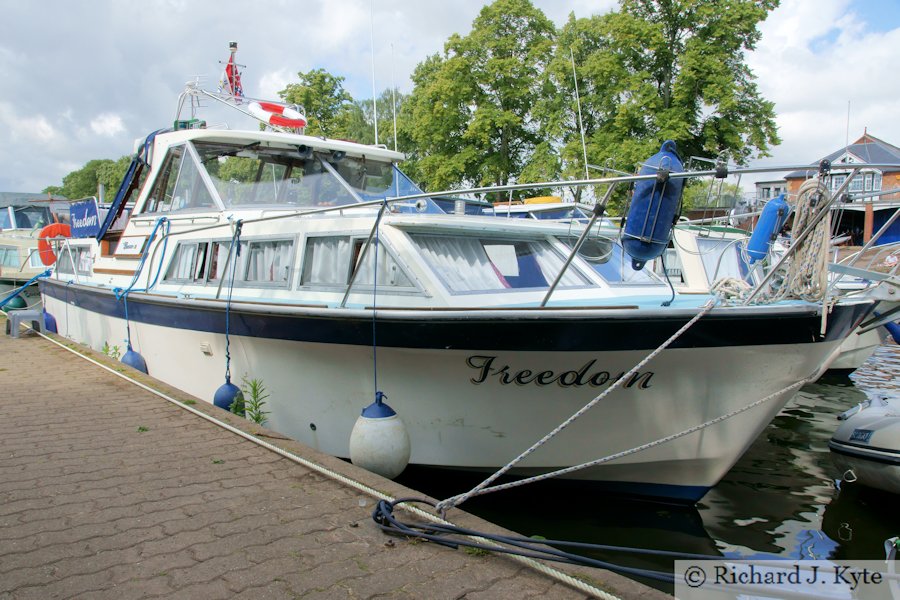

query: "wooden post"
(863, 201), (874, 243)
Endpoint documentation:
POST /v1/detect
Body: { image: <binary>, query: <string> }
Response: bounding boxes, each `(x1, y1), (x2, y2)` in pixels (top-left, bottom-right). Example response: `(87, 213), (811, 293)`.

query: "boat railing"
(121, 160), (900, 309)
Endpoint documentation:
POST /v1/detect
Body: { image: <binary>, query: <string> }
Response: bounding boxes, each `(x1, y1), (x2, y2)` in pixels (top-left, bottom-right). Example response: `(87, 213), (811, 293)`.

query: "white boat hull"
(42, 283), (870, 501)
(828, 326), (886, 372)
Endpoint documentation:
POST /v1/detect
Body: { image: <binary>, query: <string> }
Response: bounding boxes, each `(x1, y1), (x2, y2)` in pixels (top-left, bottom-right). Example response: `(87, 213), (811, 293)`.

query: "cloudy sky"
(1, 0), (899, 194)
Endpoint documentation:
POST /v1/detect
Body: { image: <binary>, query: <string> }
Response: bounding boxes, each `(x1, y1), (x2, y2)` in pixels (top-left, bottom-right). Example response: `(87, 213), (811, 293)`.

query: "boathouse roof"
(785, 133), (900, 179)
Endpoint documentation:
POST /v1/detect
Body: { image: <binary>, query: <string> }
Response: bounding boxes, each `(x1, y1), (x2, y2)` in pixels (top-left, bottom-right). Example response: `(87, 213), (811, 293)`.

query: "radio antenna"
(571, 47), (589, 180)
(370, 0), (379, 145)
(391, 43), (398, 151)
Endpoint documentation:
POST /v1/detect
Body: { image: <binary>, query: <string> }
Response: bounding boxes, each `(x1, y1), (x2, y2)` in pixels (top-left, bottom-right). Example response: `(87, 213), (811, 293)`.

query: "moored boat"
(0, 198), (61, 309)
(829, 394), (900, 494)
(37, 49), (878, 503)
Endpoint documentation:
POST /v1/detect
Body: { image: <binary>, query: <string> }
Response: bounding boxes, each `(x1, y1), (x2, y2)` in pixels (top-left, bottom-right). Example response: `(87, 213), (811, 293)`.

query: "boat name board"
(70, 199), (100, 238)
(115, 236), (148, 257)
(465, 355), (654, 389)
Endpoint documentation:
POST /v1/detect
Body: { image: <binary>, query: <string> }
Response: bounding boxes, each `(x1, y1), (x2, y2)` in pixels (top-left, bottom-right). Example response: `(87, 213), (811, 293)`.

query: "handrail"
(541, 184), (616, 307)
(341, 201), (389, 308)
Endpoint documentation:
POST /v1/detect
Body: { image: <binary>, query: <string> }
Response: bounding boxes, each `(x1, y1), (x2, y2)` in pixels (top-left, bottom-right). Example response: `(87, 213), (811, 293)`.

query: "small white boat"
(829, 395), (900, 494)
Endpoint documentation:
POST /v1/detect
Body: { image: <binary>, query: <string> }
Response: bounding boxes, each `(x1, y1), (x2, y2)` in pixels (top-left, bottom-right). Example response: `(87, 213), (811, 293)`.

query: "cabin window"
(56, 246), (92, 276)
(532, 207), (589, 221)
(411, 233), (588, 292)
(142, 143), (220, 214)
(144, 146), (185, 213)
(205, 242), (232, 281)
(165, 242), (199, 281)
(849, 174), (864, 193)
(301, 236), (413, 289)
(28, 248), (43, 268)
(12, 206), (52, 230)
(0, 209), (11, 230)
(559, 236), (657, 284)
(192, 141), (367, 209)
(242, 240), (294, 284)
(165, 239), (250, 284)
(168, 145), (218, 211)
(865, 173), (873, 192)
(0, 246), (17, 268)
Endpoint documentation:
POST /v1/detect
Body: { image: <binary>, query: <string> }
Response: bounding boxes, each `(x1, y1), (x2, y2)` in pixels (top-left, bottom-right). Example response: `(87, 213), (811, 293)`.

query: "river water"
(397, 342), (900, 589)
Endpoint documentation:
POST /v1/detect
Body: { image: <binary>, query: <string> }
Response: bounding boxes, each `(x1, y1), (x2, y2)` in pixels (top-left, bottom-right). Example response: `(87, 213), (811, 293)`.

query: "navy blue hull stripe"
(40, 280), (870, 352)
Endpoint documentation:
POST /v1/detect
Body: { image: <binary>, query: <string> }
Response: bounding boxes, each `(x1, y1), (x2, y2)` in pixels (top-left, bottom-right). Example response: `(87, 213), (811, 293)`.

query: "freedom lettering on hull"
(466, 355), (654, 389)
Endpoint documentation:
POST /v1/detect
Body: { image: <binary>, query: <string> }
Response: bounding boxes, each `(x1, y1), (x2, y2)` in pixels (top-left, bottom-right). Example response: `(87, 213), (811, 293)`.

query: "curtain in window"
(302, 237), (350, 285)
(167, 244), (196, 280)
(356, 241), (412, 287)
(206, 242), (232, 281)
(246, 241), (293, 283)
(414, 235), (507, 291)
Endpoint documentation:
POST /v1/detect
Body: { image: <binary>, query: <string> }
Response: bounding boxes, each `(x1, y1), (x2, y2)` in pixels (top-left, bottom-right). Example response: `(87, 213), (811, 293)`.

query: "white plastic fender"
(349, 413), (411, 479)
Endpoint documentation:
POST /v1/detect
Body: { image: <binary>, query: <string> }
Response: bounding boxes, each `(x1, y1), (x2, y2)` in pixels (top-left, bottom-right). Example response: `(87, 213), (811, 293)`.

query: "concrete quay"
(0, 318), (666, 599)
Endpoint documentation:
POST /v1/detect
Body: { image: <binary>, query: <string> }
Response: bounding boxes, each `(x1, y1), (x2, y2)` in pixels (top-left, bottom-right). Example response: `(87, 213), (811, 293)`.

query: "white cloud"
(0, 103), (58, 143)
(2, 0), (899, 194)
(89, 113), (126, 137)
(257, 69), (295, 101)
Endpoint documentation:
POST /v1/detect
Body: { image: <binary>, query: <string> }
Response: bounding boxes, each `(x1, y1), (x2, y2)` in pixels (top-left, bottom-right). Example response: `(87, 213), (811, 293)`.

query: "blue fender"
(623, 141), (685, 270)
(747, 194), (790, 264)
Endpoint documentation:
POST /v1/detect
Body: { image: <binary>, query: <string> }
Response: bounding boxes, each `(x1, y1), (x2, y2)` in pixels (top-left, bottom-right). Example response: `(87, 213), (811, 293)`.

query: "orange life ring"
(37, 223), (72, 266)
(248, 101), (307, 129)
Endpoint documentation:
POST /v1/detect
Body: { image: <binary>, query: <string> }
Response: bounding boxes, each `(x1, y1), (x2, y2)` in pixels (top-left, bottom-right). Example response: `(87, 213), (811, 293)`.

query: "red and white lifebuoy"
(248, 101), (307, 129)
(37, 223), (71, 266)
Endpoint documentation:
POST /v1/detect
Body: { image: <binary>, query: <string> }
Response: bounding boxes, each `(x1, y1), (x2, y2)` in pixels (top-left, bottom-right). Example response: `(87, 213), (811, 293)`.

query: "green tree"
(403, 0), (556, 193)
(343, 88), (409, 150)
(681, 179), (745, 210)
(43, 156), (131, 200)
(546, 0), (779, 182)
(278, 68), (354, 138)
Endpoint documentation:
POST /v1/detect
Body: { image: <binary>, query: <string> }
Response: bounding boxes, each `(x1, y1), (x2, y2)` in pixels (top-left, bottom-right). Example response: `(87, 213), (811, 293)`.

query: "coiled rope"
(742, 179), (831, 304)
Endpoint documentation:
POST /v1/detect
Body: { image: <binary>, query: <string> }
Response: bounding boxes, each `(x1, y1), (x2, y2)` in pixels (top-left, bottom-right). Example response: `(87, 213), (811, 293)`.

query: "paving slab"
(0, 317), (669, 599)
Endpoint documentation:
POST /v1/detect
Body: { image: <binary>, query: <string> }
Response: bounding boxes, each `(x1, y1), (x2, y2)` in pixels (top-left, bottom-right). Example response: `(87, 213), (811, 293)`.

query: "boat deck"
(0, 315), (663, 600)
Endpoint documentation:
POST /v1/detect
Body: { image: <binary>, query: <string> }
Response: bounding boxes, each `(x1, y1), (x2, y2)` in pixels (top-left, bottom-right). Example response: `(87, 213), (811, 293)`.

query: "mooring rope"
(112, 216), (169, 351)
(223, 220), (243, 387)
(436, 296), (718, 514)
(0, 268), (51, 309)
(441, 375), (813, 504)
